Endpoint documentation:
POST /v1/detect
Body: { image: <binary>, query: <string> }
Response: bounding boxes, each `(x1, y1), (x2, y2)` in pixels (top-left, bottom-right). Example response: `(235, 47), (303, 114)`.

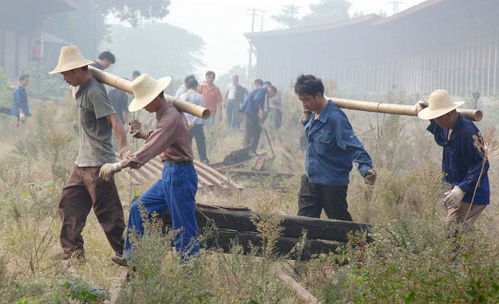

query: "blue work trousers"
(124, 162), (199, 258)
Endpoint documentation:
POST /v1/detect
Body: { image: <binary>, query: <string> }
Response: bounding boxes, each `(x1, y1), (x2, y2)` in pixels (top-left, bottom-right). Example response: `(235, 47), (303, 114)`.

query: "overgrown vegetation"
(0, 85), (497, 303)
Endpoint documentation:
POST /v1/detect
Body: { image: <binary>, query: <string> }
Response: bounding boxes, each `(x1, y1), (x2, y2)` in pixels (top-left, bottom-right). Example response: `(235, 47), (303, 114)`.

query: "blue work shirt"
(427, 114), (490, 204)
(303, 100), (372, 186)
(11, 85), (30, 116)
(240, 87), (267, 119)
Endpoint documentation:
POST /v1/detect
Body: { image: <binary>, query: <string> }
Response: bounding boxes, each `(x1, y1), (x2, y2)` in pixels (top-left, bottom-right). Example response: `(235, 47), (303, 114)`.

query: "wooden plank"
(0, 106), (14, 116)
(199, 229), (343, 259)
(163, 204), (370, 243)
(276, 270), (320, 304)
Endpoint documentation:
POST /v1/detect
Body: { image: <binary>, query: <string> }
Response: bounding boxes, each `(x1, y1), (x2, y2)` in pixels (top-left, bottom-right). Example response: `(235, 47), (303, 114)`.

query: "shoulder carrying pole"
(330, 97), (483, 122)
(89, 66), (210, 119)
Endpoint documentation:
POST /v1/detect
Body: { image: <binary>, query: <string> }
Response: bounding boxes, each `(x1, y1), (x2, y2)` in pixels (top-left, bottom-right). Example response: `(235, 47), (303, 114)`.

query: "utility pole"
(247, 8), (264, 79)
(388, 0), (403, 14)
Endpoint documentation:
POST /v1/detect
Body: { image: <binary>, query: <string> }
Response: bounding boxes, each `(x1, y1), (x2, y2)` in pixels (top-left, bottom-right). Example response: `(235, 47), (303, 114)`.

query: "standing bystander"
(225, 75), (248, 129)
(198, 71), (223, 127)
(11, 74), (30, 127)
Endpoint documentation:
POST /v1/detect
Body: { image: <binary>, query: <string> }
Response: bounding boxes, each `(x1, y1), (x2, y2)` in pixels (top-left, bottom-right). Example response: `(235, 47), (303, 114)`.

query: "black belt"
(163, 160), (193, 165)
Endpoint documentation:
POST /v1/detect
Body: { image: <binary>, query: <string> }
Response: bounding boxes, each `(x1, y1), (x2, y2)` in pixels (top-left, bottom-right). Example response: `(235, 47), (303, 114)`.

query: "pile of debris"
(120, 155), (242, 191)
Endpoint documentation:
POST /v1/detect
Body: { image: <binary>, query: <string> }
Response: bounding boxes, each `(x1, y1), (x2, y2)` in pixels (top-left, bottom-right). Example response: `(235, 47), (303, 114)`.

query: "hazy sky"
(162, 0), (426, 75)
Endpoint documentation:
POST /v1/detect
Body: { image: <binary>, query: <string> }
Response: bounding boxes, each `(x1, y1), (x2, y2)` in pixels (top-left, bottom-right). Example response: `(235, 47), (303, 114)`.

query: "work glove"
(99, 162), (123, 181)
(19, 112), (26, 122)
(129, 119), (143, 138)
(363, 168), (377, 185)
(118, 146), (131, 160)
(443, 186), (465, 208)
(414, 98), (429, 113)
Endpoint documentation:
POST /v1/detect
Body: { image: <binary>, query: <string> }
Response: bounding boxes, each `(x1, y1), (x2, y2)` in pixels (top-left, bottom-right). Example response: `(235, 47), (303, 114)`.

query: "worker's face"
(433, 111), (456, 129)
(100, 59), (112, 70)
(61, 69), (81, 86)
(206, 74), (215, 84)
(144, 95), (162, 113)
(298, 93), (322, 112)
(20, 78), (29, 87)
(268, 88), (277, 98)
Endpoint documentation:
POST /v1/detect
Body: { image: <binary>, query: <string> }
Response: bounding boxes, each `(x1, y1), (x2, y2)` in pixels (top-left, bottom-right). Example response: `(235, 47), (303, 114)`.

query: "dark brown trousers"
(59, 166), (125, 255)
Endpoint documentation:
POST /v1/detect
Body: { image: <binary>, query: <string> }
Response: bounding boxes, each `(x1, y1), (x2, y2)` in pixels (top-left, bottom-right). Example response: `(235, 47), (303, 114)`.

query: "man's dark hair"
(254, 78), (264, 86)
(19, 74), (29, 81)
(81, 65), (89, 72)
(98, 51), (115, 64)
(132, 70), (141, 78)
(184, 74), (195, 83)
(186, 77), (199, 89)
(206, 71), (215, 78)
(294, 74), (324, 96)
(263, 80), (272, 86)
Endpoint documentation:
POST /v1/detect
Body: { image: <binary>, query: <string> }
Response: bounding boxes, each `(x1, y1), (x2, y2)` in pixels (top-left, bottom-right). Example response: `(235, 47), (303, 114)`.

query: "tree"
(272, 5), (301, 29)
(301, 0), (351, 26)
(101, 23), (204, 79)
(97, 0), (171, 26)
(42, 0), (171, 58)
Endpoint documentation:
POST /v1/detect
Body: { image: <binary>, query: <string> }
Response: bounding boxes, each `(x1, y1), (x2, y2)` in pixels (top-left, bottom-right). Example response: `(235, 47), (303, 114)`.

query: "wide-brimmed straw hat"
(129, 74), (172, 112)
(418, 89), (464, 120)
(49, 45), (94, 74)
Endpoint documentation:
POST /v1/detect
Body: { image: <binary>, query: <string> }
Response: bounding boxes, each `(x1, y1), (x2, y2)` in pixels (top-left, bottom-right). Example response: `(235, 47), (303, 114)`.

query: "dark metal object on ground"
(221, 146), (252, 165)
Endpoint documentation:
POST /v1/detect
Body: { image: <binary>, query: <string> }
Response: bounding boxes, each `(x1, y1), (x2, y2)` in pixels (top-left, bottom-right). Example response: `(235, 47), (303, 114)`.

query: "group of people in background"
(172, 71), (283, 161)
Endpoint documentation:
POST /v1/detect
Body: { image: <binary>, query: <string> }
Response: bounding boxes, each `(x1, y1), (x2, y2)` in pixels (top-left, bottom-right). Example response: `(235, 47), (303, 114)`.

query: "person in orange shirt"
(198, 71), (223, 127)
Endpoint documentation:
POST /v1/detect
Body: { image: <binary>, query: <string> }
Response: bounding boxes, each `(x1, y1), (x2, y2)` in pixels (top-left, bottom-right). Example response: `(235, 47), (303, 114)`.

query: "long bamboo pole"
(330, 97), (483, 122)
(89, 66), (210, 119)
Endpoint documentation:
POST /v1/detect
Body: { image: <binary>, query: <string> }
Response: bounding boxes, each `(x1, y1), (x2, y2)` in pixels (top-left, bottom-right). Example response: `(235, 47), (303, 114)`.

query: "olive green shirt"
(75, 78), (116, 167)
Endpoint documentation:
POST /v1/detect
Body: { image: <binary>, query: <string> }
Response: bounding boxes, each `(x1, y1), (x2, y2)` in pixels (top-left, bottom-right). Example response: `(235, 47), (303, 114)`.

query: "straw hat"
(49, 45), (94, 74)
(128, 74), (172, 112)
(418, 89), (464, 120)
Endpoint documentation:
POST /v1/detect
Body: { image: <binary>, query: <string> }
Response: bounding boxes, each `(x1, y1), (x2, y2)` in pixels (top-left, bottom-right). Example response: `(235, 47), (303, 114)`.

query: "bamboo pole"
(89, 66), (210, 119)
(329, 97), (483, 122)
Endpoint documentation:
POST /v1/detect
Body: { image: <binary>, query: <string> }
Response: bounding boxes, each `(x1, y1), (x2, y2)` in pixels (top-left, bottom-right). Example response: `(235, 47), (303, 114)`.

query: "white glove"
(443, 186), (465, 208)
(99, 162), (123, 181)
(364, 168), (377, 185)
(118, 146), (131, 160)
(19, 112), (26, 122)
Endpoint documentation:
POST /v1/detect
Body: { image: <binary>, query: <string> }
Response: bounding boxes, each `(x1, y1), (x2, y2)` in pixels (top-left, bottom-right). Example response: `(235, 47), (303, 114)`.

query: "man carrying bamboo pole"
(49, 45), (127, 262)
(295, 74), (376, 221)
(416, 89), (489, 229)
(99, 74), (200, 261)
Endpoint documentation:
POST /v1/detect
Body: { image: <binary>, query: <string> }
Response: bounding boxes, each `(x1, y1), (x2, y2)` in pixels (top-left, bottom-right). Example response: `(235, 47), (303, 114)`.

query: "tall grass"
(0, 88), (497, 303)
